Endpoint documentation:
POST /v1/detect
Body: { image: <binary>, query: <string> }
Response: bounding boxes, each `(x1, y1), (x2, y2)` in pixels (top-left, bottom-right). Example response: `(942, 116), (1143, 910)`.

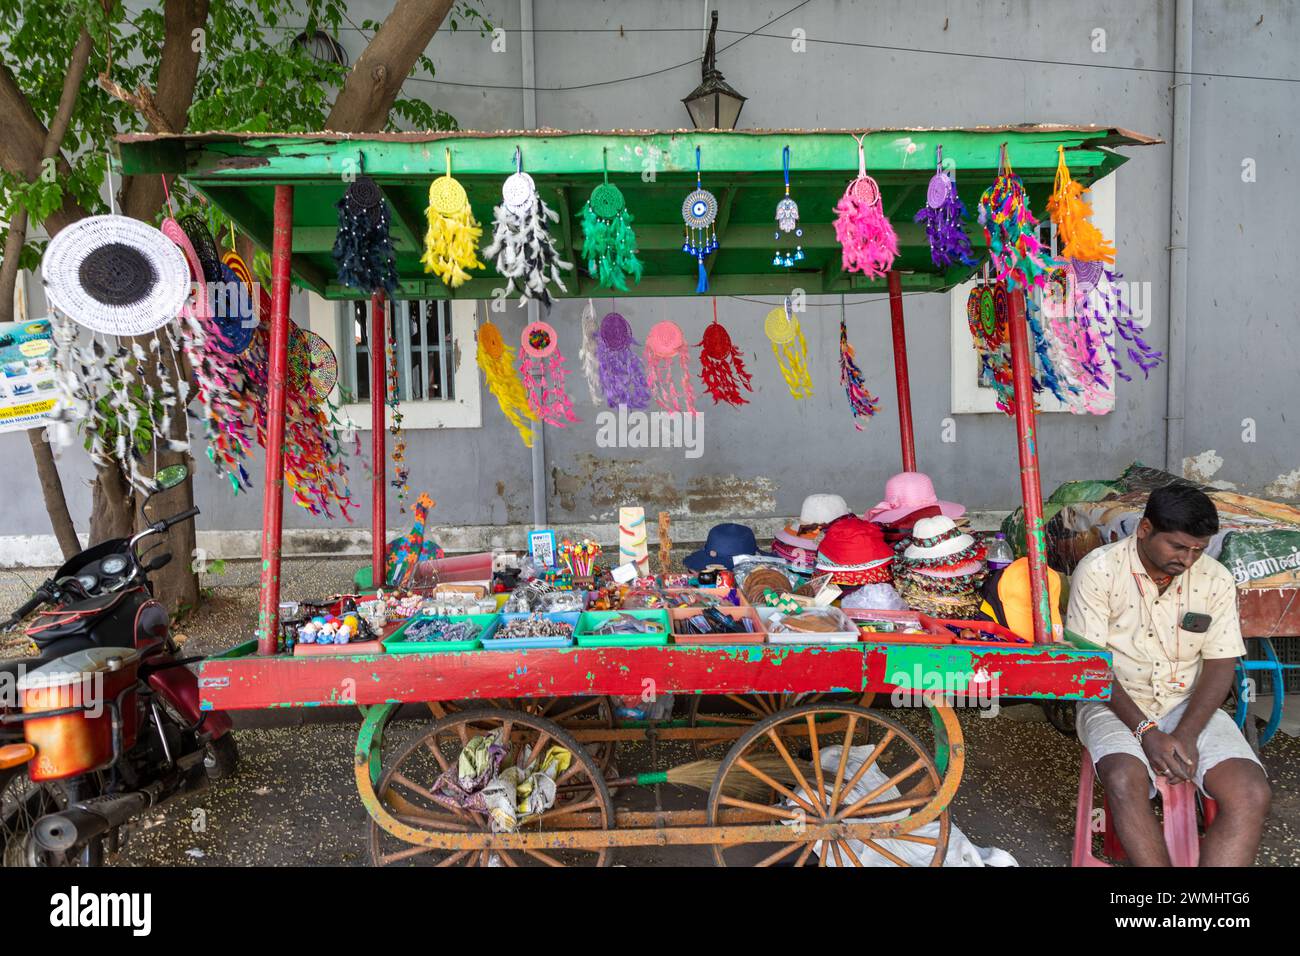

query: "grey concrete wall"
(3, 0), (1297, 544)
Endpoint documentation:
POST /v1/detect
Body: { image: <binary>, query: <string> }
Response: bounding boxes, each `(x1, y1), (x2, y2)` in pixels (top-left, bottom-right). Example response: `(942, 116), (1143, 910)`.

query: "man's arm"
(1170, 574), (1246, 767)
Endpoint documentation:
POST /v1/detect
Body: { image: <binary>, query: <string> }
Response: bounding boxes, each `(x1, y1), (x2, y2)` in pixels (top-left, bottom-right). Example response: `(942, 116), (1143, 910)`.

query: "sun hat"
(683, 522), (767, 572)
(902, 516), (978, 563)
(815, 517), (894, 585)
(799, 493), (851, 528)
(867, 472), (965, 525)
(41, 215), (191, 336)
(771, 529), (819, 571)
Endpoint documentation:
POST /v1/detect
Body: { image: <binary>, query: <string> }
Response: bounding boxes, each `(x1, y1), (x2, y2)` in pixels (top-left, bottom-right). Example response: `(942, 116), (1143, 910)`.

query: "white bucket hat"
(902, 516), (977, 562)
(799, 493), (851, 527)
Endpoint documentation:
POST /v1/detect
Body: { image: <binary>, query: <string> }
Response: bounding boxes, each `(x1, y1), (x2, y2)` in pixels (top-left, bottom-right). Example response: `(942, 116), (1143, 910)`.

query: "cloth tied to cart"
(430, 730), (573, 833)
(780, 743), (1018, 867)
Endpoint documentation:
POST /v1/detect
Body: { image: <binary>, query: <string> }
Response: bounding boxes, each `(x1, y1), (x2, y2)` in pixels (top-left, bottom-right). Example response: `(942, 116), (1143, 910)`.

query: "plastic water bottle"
(986, 533), (1014, 571)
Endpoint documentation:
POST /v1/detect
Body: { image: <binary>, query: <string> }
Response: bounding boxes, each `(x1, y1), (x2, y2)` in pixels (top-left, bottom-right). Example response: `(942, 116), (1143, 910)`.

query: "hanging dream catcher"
(1047, 146), (1116, 264)
(838, 297), (880, 428)
(914, 146), (978, 269)
(833, 133), (898, 279)
(179, 214), (249, 356)
(697, 298), (752, 407)
(483, 148), (572, 307)
(595, 311), (651, 409)
(288, 326), (338, 402)
(644, 320), (696, 414)
(765, 299), (812, 400)
(964, 279), (1014, 413)
(1042, 265), (1112, 415)
(772, 146), (804, 268)
(518, 320), (579, 427)
(579, 150), (643, 291)
(477, 319), (537, 446)
(978, 145), (1056, 291)
(1078, 266), (1163, 382)
(577, 298), (603, 404)
(333, 174), (399, 295)
(422, 149), (484, 288)
(681, 146), (719, 293)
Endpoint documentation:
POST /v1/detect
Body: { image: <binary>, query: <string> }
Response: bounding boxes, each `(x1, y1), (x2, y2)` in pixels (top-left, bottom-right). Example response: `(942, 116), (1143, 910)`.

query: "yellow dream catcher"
(765, 299), (813, 399)
(476, 317), (537, 447)
(422, 149), (484, 288)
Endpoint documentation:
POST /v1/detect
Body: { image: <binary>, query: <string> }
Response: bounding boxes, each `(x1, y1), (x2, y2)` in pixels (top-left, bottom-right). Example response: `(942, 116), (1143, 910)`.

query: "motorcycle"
(0, 464), (236, 866)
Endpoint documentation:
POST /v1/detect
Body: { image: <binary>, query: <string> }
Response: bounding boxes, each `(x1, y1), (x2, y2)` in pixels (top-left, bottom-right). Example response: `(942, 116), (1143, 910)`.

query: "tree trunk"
(27, 431), (81, 560)
(325, 0), (455, 133)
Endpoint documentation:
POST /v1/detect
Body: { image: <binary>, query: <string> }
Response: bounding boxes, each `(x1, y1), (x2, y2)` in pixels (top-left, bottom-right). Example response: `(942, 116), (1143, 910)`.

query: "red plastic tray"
(919, 615), (1030, 647)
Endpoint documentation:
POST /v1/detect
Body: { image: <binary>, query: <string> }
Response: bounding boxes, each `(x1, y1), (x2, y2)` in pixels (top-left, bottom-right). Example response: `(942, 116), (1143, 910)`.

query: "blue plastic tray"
(483, 611), (579, 650)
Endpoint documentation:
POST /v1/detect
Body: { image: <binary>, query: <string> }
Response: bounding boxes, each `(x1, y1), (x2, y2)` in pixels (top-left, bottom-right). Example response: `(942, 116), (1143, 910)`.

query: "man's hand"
(1141, 730), (1196, 784)
(1170, 727), (1201, 780)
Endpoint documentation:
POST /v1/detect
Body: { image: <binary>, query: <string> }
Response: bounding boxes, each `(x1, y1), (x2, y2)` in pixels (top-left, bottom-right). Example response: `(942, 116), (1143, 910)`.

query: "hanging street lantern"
(681, 11), (747, 130)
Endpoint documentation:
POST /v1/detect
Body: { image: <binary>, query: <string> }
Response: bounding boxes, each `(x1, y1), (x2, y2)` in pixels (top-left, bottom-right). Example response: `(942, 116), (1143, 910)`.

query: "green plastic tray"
(382, 613), (499, 654)
(575, 610), (671, 647)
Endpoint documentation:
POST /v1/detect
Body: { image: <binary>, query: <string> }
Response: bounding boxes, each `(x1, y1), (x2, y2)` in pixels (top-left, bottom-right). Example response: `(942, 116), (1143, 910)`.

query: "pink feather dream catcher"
(644, 320), (696, 414)
(518, 320), (579, 427)
(833, 133), (898, 279)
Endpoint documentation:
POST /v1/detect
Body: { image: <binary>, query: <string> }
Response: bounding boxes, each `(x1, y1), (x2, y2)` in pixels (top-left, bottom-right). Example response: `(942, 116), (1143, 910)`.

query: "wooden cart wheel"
(687, 692), (876, 757)
(706, 702), (960, 867)
(430, 696), (618, 772)
(365, 707), (615, 867)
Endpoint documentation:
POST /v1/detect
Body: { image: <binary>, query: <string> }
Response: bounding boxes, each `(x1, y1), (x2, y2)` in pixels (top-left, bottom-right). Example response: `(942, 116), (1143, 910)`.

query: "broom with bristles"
(562, 753), (814, 802)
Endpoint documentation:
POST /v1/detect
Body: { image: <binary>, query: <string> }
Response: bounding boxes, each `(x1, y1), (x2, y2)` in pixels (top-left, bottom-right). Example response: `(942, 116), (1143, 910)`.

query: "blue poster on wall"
(0, 319), (60, 434)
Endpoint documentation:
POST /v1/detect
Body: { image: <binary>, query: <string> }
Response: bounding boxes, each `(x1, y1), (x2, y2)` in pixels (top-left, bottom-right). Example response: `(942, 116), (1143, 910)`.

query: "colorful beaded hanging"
(978, 144), (1055, 291)
(696, 298), (752, 407)
(914, 146), (978, 269)
(833, 133), (898, 279)
(385, 323), (409, 509)
(421, 149), (484, 288)
(838, 296), (880, 428)
(644, 320), (696, 414)
(681, 146), (719, 293)
(765, 298), (812, 399)
(477, 318), (536, 447)
(772, 146), (804, 268)
(579, 150), (643, 291)
(518, 320), (579, 427)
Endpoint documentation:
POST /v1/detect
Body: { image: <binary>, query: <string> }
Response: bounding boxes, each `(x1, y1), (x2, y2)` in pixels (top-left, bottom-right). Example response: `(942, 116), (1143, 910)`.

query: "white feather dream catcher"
(483, 147), (573, 307)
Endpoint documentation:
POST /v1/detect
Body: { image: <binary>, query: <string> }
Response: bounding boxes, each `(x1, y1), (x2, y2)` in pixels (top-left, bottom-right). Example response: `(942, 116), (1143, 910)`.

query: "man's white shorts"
(1076, 699), (1263, 797)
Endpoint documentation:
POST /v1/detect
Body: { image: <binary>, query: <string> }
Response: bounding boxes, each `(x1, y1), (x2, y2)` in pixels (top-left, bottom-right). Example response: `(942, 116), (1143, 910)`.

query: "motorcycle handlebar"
(6, 584), (51, 629)
(156, 506), (200, 532)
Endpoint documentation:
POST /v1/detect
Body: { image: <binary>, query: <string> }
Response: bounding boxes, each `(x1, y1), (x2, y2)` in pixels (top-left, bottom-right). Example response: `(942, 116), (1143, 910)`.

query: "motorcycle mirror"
(153, 464), (189, 491)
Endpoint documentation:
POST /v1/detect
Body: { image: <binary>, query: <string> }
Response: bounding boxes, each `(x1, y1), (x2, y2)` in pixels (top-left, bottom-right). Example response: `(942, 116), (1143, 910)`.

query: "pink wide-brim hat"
(866, 472), (965, 525)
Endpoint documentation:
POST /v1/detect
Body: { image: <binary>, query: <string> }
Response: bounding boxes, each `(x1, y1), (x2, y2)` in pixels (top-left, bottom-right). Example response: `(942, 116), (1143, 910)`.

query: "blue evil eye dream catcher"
(681, 147), (719, 293)
(773, 145), (803, 268)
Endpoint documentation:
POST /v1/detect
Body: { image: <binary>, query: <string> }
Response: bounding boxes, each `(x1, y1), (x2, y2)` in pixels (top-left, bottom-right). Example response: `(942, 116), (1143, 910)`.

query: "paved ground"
(3, 558), (1297, 867)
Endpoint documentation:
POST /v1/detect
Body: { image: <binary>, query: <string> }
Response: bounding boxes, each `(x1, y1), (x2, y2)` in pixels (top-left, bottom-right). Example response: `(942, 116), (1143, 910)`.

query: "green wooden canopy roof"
(116, 126), (1159, 300)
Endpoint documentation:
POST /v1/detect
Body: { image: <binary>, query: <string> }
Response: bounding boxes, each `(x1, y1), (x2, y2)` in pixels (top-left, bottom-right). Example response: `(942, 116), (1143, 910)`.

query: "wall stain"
(551, 454), (776, 517)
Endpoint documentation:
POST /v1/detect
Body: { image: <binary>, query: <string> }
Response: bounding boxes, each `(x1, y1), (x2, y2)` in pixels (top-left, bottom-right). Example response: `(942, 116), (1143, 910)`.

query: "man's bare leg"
(1200, 758), (1271, 867)
(1097, 753), (1170, 866)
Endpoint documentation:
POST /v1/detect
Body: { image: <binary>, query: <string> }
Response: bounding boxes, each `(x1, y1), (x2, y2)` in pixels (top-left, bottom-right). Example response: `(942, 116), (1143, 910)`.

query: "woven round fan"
(210, 263), (256, 355)
(41, 215), (191, 336)
(288, 327), (338, 399)
(179, 214), (223, 284)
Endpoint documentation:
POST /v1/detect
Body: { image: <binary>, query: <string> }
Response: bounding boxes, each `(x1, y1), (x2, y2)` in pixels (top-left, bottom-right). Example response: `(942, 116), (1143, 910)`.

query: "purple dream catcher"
(595, 311), (651, 409)
(914, 146), (978, 270)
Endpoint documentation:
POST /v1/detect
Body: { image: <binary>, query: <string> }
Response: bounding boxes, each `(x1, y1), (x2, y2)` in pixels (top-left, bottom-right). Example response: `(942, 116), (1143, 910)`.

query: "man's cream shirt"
(1066, 534), (1245, 719)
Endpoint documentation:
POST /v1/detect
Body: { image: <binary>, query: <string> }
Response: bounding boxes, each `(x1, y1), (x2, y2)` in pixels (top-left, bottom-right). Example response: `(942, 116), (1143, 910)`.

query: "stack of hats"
(815, 516), (894, 586)
(771, 494), (852, 572)
(866, 472), (966, 546)
(684, 523), (767, 572)
(893, 516), (987, 618)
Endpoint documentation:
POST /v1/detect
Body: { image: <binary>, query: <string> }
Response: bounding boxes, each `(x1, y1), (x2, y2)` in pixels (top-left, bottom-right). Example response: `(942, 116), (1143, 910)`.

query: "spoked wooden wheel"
(687, 692), (876, 757)
(706, 703), (957, 867)
(430, 696), (618, 772)
(366, 708), (615, 867)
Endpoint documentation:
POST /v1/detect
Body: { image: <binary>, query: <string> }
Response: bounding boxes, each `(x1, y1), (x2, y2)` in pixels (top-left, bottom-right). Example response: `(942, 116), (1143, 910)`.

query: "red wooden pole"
(1006, 286), (1053, 645)
(370, 292), (387, 589)
(886, 270), (917, 472)
(256, 185), (293, 655)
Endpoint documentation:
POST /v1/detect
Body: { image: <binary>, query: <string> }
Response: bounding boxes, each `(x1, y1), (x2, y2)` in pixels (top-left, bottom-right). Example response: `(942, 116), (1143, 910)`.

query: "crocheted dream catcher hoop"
(178, 214), (253, 355)
(422, 149), (484, 288)
(484, 148), (572, 307)
(765, 299), (813, 400)
(644, 319), (696, 414)
(580, 150), (643, 291)
(914, 146), (978, 270)
(595, 310), (651, 409)
(833, 134), (898, 279)
(41, 215), (191, 336)
(681, 146), (720, 293)
(477, 316), (536, 446)
(697, 298), (752, 407)
(519, 320), (579, 427)
(772, 146), (804, 268)
(334, 174), (399, 295)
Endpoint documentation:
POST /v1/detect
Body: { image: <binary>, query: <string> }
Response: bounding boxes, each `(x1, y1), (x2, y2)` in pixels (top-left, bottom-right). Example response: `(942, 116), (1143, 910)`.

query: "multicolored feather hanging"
(1046, 146), (1116, 264)
(1080, 266), (1163, 381)
(483, 149), (572, 307)
(977, 145), (1056, 291)
(579, 152), (643, 291)
(385, 329), (410, 509)
(765, 299), (813, 399)
(595, 311), (651, 409)
(477, 318), (536, 447)
(914, 146), (977, 269)
(333, 175), (399, 295)
(772, 146), (804, 268)
(422, 149), (484, 288)
(833, 134), (898, 279)
(644, 320), (696, 414)
(681, 146), (719, 293)
(838, 297), (880, 428)
(697, 298), (752, 407)
(518, 320), (579, 427)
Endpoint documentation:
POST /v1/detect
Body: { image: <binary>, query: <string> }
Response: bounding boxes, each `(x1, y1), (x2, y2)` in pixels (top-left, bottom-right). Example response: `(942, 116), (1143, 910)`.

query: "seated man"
(1067, 484), (1271, 866)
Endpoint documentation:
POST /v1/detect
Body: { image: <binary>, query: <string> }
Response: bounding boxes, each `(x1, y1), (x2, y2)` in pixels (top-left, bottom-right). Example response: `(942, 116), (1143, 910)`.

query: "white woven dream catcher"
(483, 148), (573, 307)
